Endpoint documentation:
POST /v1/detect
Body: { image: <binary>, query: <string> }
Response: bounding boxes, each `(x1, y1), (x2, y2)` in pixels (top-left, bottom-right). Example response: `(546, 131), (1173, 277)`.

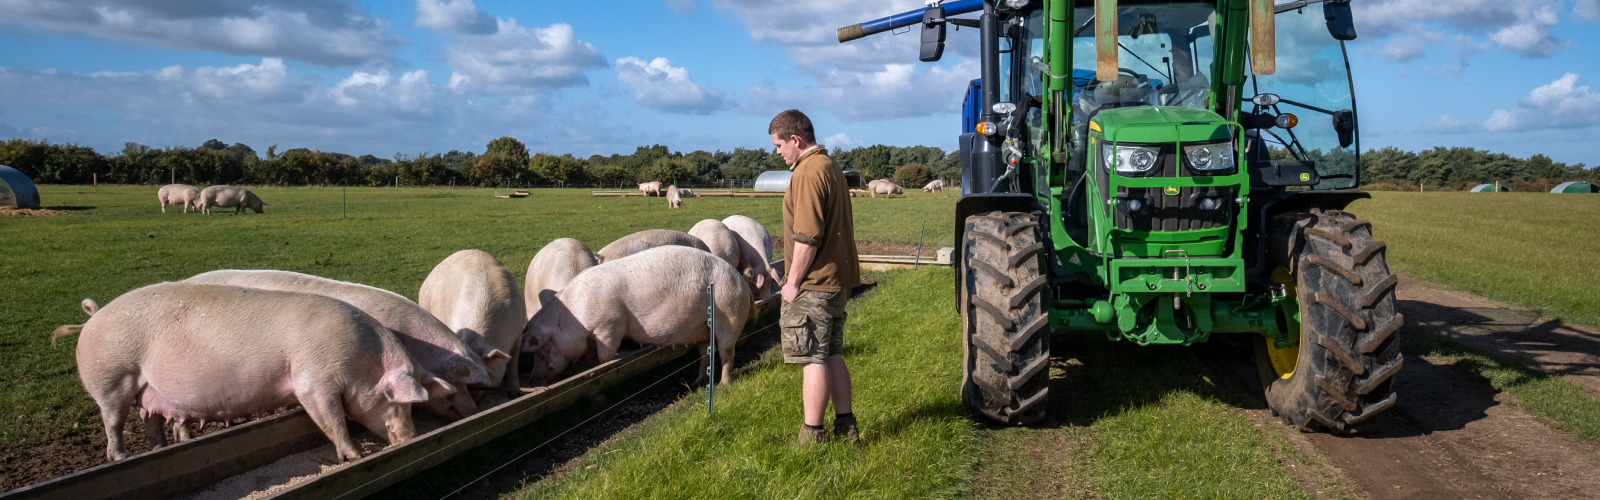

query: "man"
(771, 109), (862, 445)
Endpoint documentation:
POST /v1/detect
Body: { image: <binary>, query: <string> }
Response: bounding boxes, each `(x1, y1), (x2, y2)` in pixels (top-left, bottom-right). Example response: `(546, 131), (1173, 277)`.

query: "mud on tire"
(1261, 208), (1403, 432)
(961, 211), (1050, 425)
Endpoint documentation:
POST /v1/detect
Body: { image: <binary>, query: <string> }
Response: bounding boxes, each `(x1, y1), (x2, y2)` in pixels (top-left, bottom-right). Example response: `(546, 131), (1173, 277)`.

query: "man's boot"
(798, 424), (828, 445)
(832, 414), (860, 445)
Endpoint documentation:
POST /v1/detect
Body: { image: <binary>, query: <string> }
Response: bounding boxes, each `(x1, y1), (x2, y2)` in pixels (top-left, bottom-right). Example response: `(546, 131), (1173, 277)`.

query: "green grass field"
(0, 185), (953, 452)
(1349, 192), (1600, 329)
(5, 185), (1598, 498)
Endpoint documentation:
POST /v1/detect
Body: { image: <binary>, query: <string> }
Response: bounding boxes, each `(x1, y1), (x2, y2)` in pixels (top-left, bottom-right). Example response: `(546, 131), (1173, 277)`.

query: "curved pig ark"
(419, 250), (527, 392)
(194, 185), (266, 215)
(51, 283), (452, 462)
(524, 238), (598, 322)
(184, 270), (502, 420)
(721, 215), (781, 299)
(594, 229), (709, 263)
(157, 184), (200, 213)
(523, 246), (752, 387)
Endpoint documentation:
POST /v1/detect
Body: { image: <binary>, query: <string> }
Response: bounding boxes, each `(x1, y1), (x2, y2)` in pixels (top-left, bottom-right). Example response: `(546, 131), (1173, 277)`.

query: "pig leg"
(693, 341), (711, 387)
(298, 388), (363, 462)
(719, 341), (735, 386)
(174, 421), (193, 442)
(96, 399), (132, 461)
(141, 409), (168, 449)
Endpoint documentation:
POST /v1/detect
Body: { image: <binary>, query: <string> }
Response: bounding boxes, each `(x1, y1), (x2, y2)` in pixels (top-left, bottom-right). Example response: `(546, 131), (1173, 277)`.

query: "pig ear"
(482, 349), (510, 362)
(423, 376), (456, 398)
(382, 373), (430, 404)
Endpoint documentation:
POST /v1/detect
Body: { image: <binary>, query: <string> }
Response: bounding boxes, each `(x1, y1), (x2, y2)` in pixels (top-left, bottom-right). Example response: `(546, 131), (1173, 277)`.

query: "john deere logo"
(1163, 187), (1180, 196)
(1299, 173), (1311, 182)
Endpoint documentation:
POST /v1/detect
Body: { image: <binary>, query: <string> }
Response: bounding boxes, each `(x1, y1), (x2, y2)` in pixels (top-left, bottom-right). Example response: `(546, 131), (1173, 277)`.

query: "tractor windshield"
(1070, 3), (1217, 113)
(1248, 5), (1360, 190)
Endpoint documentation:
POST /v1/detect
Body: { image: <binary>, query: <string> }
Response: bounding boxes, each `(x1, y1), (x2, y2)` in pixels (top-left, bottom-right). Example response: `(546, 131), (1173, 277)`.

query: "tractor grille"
(1111, 152), (1235, 232)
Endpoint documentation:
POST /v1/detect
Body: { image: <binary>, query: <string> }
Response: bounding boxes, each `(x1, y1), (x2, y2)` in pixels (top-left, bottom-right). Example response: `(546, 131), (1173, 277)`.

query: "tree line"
(1359, 146), (1594, 191)
(0, 137), (964, 189)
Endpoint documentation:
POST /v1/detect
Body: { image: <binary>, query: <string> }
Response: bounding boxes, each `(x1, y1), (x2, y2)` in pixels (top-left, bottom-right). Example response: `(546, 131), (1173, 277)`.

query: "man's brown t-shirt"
(782, 147), (860, 293)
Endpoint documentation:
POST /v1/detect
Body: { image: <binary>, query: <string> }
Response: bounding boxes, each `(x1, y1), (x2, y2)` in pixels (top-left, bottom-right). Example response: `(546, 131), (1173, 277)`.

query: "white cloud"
(1579, 0), (1600, 23)
(0, 59), (653, 157)
(0, 0), (398, 66)
(816, 60), (975, 122)
(614, 57), (727, 115)
(1353, 0), (1568, 58)
(665, 0), (696, 17)
(822, 133), (859, 149)
(1483, 73), (1600, 132)
(444, 20), (607, 95)
(413, 0), (496, 35)
(1416, 114), (1478, 134)
(736, 78), (814, 116)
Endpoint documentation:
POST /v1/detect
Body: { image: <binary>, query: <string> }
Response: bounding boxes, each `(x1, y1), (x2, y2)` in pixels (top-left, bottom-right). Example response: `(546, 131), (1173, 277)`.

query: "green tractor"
(838, 0), (1400, 431)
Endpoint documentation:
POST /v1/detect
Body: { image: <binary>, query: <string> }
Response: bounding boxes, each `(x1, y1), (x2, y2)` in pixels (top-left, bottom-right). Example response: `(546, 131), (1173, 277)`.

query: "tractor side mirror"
(1323, 0), (1357, 41)
(1333, 109), (1355, 148)
(920, 5), (946, 62)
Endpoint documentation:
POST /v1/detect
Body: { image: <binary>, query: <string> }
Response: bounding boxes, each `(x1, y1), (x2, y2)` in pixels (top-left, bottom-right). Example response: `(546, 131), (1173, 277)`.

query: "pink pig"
(53, 283), (452, 462)
(594, 229), (709, 263)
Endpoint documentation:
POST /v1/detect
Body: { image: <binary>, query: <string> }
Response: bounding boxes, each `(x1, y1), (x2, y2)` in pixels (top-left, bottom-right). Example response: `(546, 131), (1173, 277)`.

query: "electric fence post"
(706, 283), (716, 416)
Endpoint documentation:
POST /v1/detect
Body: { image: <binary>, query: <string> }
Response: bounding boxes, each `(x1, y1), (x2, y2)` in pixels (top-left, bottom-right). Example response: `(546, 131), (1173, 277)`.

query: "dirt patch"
(1, 414), (256, 490)
(1396, 276), (1600, 394)
(1246, 277), (1600, 500)
(856, 240), (938, 258)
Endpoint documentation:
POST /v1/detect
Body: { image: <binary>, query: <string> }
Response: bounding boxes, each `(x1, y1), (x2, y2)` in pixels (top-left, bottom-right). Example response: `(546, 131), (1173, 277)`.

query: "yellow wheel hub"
(1266, 267), (1301, 379)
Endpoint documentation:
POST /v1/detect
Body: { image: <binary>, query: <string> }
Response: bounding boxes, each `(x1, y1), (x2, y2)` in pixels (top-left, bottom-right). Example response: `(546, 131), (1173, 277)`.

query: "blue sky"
(0, 0), (1596, 167)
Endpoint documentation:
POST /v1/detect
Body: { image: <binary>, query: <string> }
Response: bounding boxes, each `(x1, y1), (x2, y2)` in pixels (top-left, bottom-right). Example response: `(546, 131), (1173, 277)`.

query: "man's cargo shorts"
(780, 289), (850, 364)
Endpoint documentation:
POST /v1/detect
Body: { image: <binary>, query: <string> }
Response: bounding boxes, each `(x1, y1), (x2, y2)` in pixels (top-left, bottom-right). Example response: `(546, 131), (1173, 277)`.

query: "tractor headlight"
(1107, 145), (1161, 174)
(1183, 141), (1236, 173)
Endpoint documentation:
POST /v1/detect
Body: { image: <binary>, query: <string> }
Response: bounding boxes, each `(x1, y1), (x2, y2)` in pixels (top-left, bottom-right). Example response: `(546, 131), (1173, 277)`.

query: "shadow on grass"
(41, 206), (95, 211)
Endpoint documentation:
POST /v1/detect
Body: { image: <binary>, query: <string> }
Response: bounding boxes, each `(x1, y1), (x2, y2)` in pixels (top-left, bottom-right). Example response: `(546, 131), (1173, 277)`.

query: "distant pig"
(923, 179), (945, 192)
(184, 270), (502, 420)
(52, 283), (452, 462)
(194, 185), (265, 215)
(524, 238), (598, 321)
(595, 229), (709, 263)
(638, 181), (662, 197)
(688, 219), (741, 271)
(523, 246), (751, 387)
(722, 215), (782, 298)
(667, 184), (682, 208)
(157, 184), (200, 213)
(870, 180), (903, 198)
(419, 250), (527, 392)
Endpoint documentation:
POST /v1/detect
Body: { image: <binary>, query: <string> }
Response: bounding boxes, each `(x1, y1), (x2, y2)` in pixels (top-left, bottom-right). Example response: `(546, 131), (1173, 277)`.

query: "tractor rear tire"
(960, 211), (1050, 425)
(1259, 208), (1403, 432)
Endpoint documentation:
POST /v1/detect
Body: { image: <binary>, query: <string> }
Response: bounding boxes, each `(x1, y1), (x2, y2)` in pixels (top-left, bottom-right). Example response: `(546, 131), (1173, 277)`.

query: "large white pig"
(524, 238), (598, 321)
(522, 246), (751, 387)
(638, 181), (662, 197)
(923, 179), (945, 192)
(870, 180), (904, 198)
(194, 185), (266, 215)
(687, 219), (741, 271)
(667, 184), (683, 208)
(183, 270), (502, 420)
(594, 229), (709, 263)
(52, 283), (451, 462)
(419, 250), (526, 392)
(722, 215), (782, 298)
(157, 184), (200, 213)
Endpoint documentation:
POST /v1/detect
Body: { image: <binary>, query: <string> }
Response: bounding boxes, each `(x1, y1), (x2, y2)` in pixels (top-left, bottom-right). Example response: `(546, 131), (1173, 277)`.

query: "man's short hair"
(768, 109), (816, 144)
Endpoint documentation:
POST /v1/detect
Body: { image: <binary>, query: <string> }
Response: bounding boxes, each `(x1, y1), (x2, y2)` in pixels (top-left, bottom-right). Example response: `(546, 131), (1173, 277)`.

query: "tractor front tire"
(1260, 208), (1403, 432)
(961, 211), (1050, 425)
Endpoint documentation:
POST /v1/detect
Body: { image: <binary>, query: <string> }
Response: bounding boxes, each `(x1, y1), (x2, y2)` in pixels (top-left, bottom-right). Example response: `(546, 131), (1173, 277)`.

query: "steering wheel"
(1083, 68), (1142, 91)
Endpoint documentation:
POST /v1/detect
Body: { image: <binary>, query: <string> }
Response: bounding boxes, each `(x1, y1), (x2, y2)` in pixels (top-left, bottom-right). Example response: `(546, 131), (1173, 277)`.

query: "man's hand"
(784, 240), (819, 303)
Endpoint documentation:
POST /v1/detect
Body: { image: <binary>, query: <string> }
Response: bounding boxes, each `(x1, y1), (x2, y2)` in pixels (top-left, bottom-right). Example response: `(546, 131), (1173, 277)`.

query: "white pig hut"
(753, 170), (791, 193)
(0, 165), (41, 209)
